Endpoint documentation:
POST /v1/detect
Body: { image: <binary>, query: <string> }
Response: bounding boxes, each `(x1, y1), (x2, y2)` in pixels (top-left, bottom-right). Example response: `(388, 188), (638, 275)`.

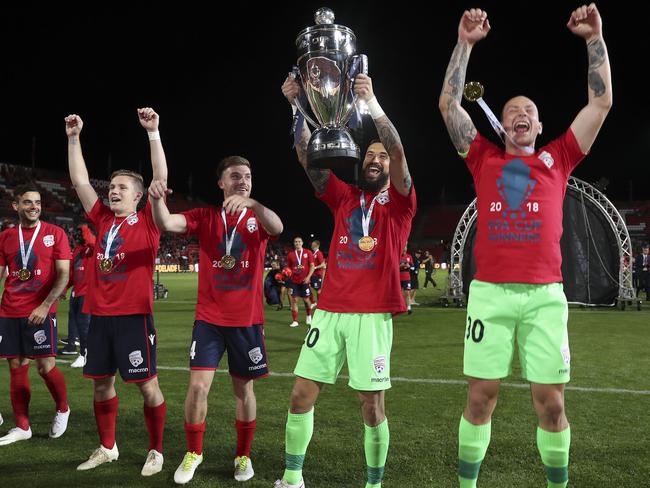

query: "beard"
(358, 171), (389, 193)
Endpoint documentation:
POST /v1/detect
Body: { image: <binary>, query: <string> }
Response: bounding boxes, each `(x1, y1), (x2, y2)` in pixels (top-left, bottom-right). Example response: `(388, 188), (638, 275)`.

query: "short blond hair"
(110, 169), (144, 193)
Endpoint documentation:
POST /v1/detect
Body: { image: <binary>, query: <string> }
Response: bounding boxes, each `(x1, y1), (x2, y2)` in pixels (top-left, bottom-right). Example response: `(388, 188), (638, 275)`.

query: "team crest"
(538, 151), (555, 169)
(127, 215), (139, 225)
(246, 217), (258, 233)
(0, 335), (3, 343)
(376, 191), (390, 205)
(561, 346), (571, 366)
(43, 235), (55, 247)
(34, 330), (47, 345)
(248, 347), (263, 364)
(373, 356), (386, 374)
(129, 350), (144, 367)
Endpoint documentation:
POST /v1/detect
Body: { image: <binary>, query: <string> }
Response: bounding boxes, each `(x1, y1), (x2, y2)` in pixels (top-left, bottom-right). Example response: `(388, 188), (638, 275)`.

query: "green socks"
(537, 426), (571, 488)
(283, 409), (314, 485)
(364, 419), (390, 488)
(458, 415), (492, 488)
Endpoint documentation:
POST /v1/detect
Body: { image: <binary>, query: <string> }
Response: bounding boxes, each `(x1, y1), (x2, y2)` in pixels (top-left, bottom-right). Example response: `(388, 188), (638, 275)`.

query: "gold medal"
(220, 255), (236, 270)
(358, 236), (375, 252)
(296, 265), (304, 269)
(99, 258), (113, 272)
(463, 81), (484, 102)
(18, 268), (31, 281)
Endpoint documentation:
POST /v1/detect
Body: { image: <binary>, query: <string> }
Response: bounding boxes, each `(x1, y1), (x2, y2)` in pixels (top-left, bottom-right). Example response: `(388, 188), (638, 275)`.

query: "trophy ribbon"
(220, 207), (247, 270)
(103, 212), (136, 271)
(18, 221), (41, 280)
(463, 81), (534, 155)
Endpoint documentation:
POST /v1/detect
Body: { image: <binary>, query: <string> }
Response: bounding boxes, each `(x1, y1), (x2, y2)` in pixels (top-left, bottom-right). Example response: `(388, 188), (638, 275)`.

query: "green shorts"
(463, 280), (570, 384)
(293, 309), (393, 391)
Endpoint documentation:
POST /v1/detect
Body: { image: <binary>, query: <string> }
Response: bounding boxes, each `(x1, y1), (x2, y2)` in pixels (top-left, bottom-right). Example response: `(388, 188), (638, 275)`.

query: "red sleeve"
(81, 224), (96, 248)
(86, 198), (110, 228)
(545, 129), (586, 177)
(316, 172), (350, 211)
(388, 183), (417, 223)
(307, 250), (314, 265)
(181, 207), (207, 237)
(464, 132), (500, 179)
(53, 226), (72, 260)
(0, 232), (6, 266)
(143, 200), (161, 236)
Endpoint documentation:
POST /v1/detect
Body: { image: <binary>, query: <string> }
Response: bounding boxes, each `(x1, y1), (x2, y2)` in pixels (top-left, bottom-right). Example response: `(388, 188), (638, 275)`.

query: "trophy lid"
(296, 8), (356, 56)
(315, 7), (335, 25)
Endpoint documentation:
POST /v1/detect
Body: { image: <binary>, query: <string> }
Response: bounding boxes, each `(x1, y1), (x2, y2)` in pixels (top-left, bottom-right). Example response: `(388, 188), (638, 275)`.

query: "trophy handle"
(290, 67), (320, 129)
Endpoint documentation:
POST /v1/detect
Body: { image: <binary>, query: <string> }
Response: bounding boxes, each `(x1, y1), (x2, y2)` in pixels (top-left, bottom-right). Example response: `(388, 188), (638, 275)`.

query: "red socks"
(94, 396), (119, 449)
(144, 401), (167, 453)
(184, 421), (206, 455)
(9, 364), (31, 430)
(235, 419), (257, 457)
(40, 366), (68, 413)
(292, 309), (299, 321)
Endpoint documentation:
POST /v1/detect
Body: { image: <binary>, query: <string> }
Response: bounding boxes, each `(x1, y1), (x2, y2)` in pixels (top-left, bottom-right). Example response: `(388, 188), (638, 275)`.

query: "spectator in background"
(422, 250), (437, 289)
(409, 250), (421, 305)
(635, 243), (650, 300)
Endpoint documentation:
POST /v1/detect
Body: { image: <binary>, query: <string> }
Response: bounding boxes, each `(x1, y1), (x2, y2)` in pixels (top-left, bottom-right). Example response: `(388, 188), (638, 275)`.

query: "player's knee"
(289, 387), (315, 412)
(188, 381), (211, 402)
(466, 394), (496, 421)
(536, 397), (565, 422)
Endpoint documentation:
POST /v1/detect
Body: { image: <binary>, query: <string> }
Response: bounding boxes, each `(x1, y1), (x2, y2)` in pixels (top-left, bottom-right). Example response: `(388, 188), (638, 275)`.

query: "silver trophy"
(294, 7), (367, 169)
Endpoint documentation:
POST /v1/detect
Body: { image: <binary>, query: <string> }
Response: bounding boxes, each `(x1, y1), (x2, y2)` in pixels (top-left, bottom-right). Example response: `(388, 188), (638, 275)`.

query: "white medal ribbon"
(18, 221), (41, 270)
(360, 192), (379, 237)
(221, 208), (247, 257)
(475, 97), (534, 155)
(105, 212), (136, 260)
(295, 249), (304, 267)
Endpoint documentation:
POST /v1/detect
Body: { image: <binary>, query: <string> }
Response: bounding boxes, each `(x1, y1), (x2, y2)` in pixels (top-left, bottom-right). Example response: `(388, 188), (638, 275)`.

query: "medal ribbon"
(220, 208), (247, 258)
(105, 212), (136, 261)
(18, 221), (41, 271)
(360, 192), (379, 238)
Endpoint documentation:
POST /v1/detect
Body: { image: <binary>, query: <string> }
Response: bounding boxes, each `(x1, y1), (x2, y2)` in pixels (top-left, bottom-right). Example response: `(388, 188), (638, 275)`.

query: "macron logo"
(149, 334), (155, 346)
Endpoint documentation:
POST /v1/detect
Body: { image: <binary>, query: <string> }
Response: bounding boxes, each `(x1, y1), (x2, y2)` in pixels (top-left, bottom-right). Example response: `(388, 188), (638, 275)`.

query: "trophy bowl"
(294, 8), (367, 169)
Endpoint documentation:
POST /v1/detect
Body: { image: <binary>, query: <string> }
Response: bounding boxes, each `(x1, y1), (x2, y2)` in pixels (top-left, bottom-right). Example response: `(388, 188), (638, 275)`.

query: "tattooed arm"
(438, 9), (491, 157)
(567, 3), (613, 154)
(281, 75), (331, 194)
(354, 73), (412, 196)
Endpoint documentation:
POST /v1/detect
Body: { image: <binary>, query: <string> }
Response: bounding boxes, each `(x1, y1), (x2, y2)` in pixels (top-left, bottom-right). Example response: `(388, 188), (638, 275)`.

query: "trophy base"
(307, 128), (360, 169)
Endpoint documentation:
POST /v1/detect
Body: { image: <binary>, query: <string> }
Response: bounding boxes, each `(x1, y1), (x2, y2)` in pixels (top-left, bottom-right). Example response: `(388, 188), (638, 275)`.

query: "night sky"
(0, 1), (646, 239)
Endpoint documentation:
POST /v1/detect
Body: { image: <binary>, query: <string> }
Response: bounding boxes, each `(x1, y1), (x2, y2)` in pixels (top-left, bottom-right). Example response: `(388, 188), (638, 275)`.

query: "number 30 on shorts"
(465, 316), (485, 343)
(305, 328), (319, 348)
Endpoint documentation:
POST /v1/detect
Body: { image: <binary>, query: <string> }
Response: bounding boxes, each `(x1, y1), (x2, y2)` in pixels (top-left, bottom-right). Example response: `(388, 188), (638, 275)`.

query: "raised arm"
(65, 114), (99, 213)
(148, 180), (188, 234)
(138, 107), (168, 187)
(567, 3), (612, 154)
(281, 75), (330, 194)
(354, 74), (412, 196)
(223, 195), (283, 236)
(438, 9), (491, 156)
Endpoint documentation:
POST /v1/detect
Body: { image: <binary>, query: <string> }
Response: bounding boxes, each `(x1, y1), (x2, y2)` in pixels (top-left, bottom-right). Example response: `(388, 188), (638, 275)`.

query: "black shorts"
(190, 321), (269, 379)
(400, 280), (412, 291)
(83, 314), (157, 383)
(0, 314), (58, 359)
(310, 276), (323, 290)
(410, 274), (419, 290)
(287, 281), (311, 298)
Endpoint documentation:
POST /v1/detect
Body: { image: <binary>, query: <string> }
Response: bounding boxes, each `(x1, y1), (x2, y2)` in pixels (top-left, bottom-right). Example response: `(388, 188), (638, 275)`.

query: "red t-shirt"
(465, 130), (585, 284)
(182, 207), (270, 327)
(312, 249), (325, 278)
(84, 199), (160, 315)
(316, 173), (417, 313)
(0, 221), (71, 318)
(399, 253), (412, 282)
(287, 248), (314, 284)
(69, 244), (93, 297)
